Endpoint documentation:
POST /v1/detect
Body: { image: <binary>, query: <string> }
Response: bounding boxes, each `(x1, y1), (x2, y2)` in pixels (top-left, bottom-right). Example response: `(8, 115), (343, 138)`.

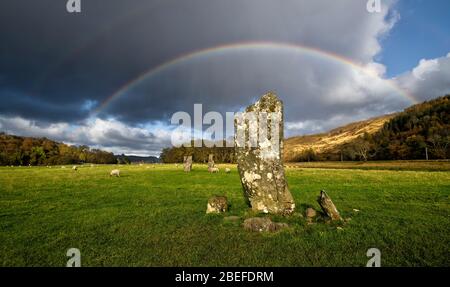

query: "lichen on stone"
(234, 92), (295, 215)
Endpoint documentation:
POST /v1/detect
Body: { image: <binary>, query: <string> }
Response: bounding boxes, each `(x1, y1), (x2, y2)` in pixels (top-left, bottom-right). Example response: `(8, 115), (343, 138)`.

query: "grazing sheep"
(61, 166), (66, 169)
(110, 169), (120, 177)
(225, 168), (231, 173)
(209, 167), (220, 173)
(72, 166), (78, 171)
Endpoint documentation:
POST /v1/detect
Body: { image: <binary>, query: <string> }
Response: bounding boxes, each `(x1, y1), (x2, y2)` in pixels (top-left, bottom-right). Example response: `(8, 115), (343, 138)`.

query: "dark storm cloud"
(0, 0), (395, 124)
(101, 128), (156, 148)
(0, 89), (90, 121)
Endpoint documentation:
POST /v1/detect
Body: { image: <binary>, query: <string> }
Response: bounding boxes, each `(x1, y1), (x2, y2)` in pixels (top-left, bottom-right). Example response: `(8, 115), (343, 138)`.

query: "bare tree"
(354, 139), (370, 161)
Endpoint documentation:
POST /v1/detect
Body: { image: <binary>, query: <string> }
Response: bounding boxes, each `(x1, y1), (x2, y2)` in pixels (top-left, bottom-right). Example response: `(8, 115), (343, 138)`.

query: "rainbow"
(92, 41), (416, 115)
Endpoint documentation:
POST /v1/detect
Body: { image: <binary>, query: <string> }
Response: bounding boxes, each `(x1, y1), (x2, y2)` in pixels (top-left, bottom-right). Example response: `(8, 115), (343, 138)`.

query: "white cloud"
(286, 120), (326, 134)
(0, 116), (173, 156)
(0, 116), (70, 140)
(283, 51), (450, 136)
(395, 53), (450, 102)
(412, 58), (440, 80)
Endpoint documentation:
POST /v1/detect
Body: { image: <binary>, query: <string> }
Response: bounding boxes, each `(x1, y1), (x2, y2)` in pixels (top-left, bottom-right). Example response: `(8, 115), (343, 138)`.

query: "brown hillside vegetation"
(284, 114), (396, 162)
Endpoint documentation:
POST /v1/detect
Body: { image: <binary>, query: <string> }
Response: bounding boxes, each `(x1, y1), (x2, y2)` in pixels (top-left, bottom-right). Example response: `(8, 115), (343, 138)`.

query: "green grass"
(0, 163), (449, 267)
(287, 160), (450, 171)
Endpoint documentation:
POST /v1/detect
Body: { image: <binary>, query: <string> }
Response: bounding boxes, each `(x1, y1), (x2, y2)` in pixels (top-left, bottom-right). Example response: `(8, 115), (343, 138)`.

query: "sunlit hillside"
(284, 114), (396, 161)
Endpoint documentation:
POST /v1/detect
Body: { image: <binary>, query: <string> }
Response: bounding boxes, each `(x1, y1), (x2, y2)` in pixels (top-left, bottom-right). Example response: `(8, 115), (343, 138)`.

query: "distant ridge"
(283, 114), (396, 161)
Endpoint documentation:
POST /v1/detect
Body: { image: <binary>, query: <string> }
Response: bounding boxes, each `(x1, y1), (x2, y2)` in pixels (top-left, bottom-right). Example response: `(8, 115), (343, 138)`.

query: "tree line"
(160, 141), (235, 163)
(0, 133), (117, 166)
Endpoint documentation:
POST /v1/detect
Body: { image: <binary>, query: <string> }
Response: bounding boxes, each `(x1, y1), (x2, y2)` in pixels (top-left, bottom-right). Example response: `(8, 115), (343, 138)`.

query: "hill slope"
(284, 114), (396, 161)
(284, 94), (450, 161)
(368, 95), (450, 160)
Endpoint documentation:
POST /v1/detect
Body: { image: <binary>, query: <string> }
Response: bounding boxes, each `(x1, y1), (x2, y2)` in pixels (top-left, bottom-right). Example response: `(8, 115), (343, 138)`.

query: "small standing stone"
(317, 190), (342, 221)
(207, 154), (215, 172)
(183, 155), (192, 172)
(206, 196), (228, 214)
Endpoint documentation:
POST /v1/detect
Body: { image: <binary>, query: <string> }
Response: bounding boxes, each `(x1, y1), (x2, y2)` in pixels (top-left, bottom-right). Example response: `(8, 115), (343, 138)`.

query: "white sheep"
(225, 168), (231, 173)
(209, 167), (220, 173)
(72, 166), (78, 171)
(110, 169), (120, 177)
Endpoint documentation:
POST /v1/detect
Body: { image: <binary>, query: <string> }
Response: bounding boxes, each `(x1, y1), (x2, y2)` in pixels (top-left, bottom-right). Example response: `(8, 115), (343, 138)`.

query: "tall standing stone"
(183, 155), (192, 172)
(234, 92), (295, 215)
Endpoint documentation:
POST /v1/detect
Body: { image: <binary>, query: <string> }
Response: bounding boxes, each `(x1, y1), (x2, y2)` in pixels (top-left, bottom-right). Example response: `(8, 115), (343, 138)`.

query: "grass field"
(0, 163), (449, 267)
(287, 160), (450, 171)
